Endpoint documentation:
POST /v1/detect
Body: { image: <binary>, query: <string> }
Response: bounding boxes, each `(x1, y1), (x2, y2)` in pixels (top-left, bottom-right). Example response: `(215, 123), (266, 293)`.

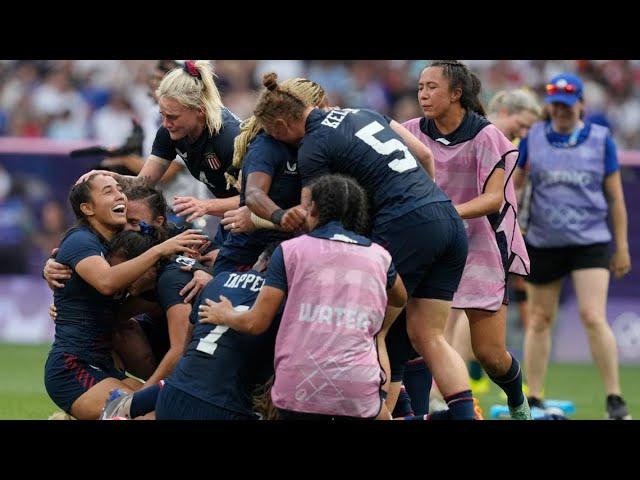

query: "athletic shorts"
(44, 351), (127, 413)
(371, 201), (468, 300)
(155, 383), (255, 420)
(526, 242), (610, 285)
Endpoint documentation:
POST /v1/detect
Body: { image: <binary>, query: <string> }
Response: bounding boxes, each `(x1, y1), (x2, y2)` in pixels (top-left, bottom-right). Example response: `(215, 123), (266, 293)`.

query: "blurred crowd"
(2, 60), (640, 146)
(1, 59), (639, 274)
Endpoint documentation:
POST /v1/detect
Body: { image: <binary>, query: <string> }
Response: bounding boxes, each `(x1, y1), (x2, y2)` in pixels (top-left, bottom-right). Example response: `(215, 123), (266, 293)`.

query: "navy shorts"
(212, 253), (253, 277)
(155, 383), (255, 420)
(371, 201), (468, 300)
(44, 351), (127, 413)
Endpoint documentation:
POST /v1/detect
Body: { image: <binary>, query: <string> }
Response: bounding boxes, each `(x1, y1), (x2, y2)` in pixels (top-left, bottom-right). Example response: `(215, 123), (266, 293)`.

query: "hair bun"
(263, 72), (279, 91)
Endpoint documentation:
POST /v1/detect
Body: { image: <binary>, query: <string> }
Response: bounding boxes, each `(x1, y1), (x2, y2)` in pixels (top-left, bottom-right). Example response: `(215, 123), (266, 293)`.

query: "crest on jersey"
(286, 161), (297, 173)
(175, 255), (196, 267)
(206, 152), (221, 170)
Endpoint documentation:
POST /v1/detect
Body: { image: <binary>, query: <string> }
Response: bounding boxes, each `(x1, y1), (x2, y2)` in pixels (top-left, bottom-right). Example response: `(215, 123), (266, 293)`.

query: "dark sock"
(444, 390), (475, 420)
(489, 354), (525, 408)
(393, 385), (414, 418)
(130, 381), (164, 418)
(527, 396), (545, 409)
(404, 360), (432, 416)
(469, 360), (484, 381)
(403, 414), (428, 420)
(427, 410), (451, 420)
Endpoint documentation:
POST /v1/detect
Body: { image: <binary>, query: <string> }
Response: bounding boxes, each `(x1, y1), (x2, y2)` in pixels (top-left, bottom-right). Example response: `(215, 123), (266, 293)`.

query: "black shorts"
(44, 351), (127, 413)
(526, 242), (610, 285)
(371, 202), (468, 300)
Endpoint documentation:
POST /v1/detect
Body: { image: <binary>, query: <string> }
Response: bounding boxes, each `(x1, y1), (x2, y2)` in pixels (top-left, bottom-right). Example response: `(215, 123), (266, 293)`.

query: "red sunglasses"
(546, 83), (578, 95)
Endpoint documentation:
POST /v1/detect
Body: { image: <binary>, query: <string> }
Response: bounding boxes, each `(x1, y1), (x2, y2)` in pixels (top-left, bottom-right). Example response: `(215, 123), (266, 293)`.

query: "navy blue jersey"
(240, 132), (301, 210)
(167, 269), (279, 416)
(52, 226), (115, 363)
(298, 108), (449, 227)
(151, 107), (241, 198)
(156, 256), (195, 311)
(221, 132), (298, 264)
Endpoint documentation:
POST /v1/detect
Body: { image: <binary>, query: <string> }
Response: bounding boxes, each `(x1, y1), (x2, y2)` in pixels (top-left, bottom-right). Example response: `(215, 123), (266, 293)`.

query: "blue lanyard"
(546, 122), (583, 148)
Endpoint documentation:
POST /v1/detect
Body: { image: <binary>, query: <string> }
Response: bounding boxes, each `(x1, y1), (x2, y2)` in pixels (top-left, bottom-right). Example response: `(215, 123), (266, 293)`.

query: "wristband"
(251, 212), (278, 230)
(270, 208), (285, 226)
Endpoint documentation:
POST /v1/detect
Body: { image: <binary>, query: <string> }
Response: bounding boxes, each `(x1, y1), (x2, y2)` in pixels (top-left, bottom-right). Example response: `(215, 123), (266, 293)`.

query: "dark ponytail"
(68, 173), (101, 225)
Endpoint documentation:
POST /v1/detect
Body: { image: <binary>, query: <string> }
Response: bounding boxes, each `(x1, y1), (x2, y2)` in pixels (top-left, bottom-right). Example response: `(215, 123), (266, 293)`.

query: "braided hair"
(308, 174), (370, 235)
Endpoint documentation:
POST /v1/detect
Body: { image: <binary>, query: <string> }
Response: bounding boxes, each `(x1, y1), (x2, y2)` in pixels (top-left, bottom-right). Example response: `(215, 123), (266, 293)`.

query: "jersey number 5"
(196, 305), (250, 355)
(355, 121), (418, 173)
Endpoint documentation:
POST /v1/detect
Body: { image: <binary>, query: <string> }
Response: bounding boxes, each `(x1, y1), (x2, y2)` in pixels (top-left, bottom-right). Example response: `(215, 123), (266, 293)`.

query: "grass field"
(0, 342), (638, 420)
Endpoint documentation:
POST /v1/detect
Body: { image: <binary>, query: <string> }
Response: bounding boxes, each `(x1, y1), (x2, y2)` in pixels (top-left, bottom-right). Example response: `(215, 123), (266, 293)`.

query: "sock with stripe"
(444, 389), (475, 420)
(489, 353), (525, 408)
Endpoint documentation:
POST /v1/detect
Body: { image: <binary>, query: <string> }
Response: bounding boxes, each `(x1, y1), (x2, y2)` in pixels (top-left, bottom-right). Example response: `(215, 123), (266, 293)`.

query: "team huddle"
(42, 60), (632, 420)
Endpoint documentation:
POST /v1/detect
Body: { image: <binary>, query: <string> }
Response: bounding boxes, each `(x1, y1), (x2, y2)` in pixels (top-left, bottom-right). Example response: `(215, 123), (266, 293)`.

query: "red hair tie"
(184, 60), (201, 79)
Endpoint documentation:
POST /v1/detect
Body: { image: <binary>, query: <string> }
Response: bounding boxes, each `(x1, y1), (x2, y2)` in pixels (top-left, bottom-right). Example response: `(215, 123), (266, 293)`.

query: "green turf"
(0, 343), (638, 420)
(0, 343), (58, 419)
(475, 363), (640, 420)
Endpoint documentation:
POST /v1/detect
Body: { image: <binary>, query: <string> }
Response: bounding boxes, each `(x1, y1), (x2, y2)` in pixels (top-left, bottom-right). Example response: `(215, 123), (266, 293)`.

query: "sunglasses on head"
(546, 83), (578, 95)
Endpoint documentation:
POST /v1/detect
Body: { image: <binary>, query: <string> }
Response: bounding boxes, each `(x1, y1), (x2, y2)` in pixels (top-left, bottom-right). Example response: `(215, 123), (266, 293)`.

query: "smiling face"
(158, 96), (205, 141)
(81, 175), (127, 228)
(549, 100), (583, 133)
(417, 66), (457, 120)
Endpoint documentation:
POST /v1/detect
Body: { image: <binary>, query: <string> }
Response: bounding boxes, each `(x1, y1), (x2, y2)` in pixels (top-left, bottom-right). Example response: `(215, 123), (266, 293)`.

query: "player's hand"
(155, 229), (207, 257)
(198, 296), (233, 325)
(610, 248), (632, 279)
(197, 248), (219, 267)
(173, 196), (208, 223)
(180, 270), (213, 304)
(221, 206), (255, 233)
(44, 257), (72, 289)
(49, 304), (58, 322)
(281, 206), (307, 232)
(76, 169), (118, 185)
